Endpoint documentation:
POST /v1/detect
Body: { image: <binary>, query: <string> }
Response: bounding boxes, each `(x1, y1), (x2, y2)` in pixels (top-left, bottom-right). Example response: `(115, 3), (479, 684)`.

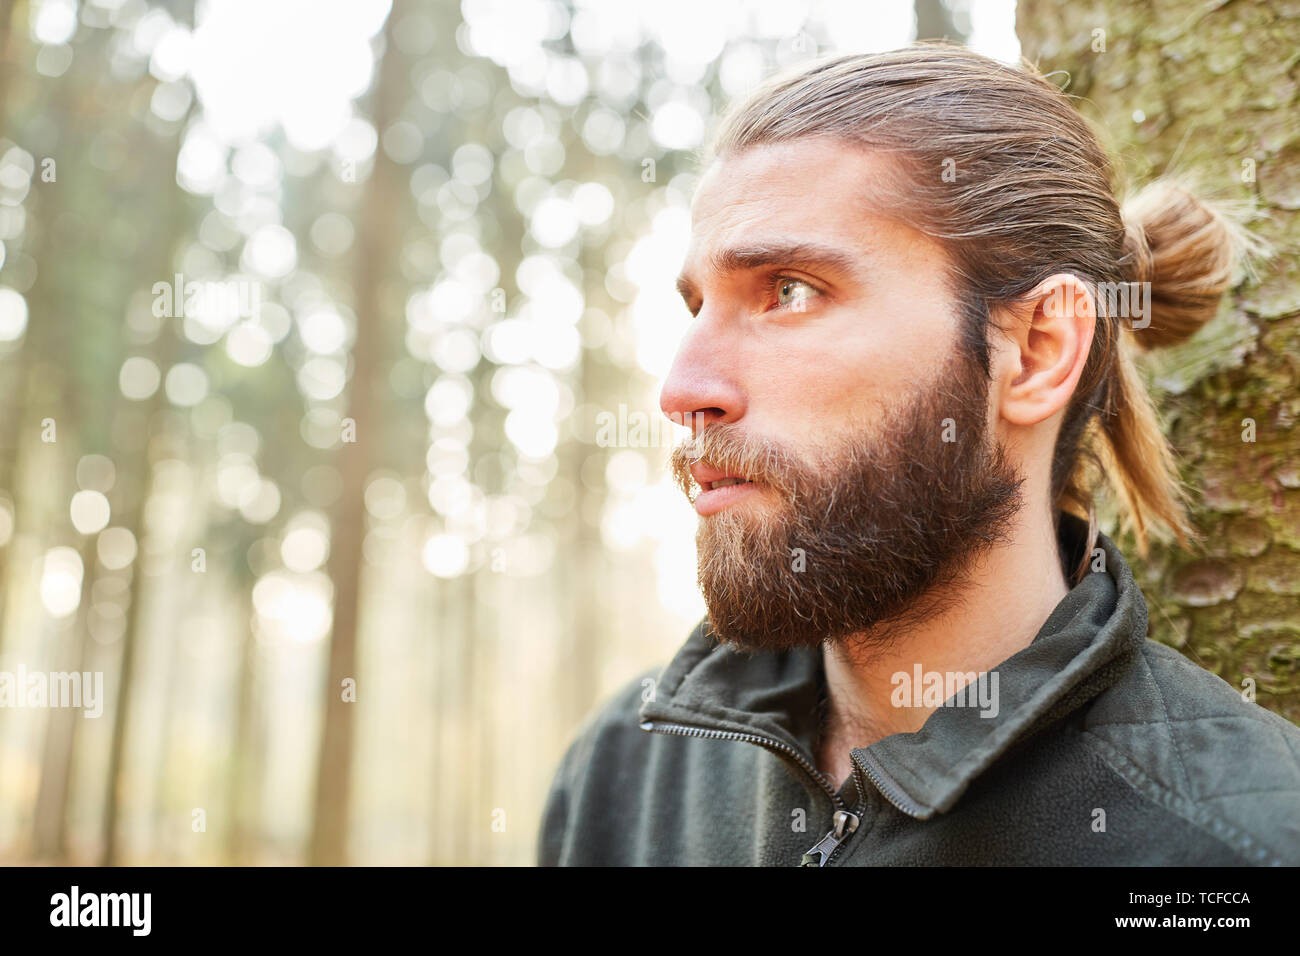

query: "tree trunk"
(915, 0), (960, 42)
(308, 1), (406, 866)
(1017, 0), (1300, 724)
(224, 580), (257, 864)
(100, 92), (196, 863)
(31, 535), (97, 860)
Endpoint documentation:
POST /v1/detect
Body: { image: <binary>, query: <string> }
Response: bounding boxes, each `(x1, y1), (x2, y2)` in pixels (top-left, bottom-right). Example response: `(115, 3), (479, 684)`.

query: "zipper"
(640, 719), (845, 809)
(802, 753), (929, 865)
(642, 718), (933, 864)
(641, 718), (860, 866)
(799, 808), (859, 866)
(854, 747), (931, 818)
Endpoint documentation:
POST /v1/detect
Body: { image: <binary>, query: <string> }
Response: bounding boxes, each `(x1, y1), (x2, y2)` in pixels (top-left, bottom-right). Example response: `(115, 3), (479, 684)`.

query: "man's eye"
(774, 277), (818, 310)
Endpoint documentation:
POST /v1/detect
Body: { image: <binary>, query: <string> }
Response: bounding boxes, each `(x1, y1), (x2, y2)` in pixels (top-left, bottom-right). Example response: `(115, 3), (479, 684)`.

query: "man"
(537, 44), (1300, 866)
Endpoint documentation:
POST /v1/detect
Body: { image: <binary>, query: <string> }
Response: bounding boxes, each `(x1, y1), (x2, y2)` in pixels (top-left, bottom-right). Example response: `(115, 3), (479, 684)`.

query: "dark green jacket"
(538, 516), (1300, 865)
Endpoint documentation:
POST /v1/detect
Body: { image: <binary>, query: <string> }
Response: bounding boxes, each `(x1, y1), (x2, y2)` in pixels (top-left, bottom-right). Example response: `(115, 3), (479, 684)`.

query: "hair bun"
(1118, 180), (1238, 350)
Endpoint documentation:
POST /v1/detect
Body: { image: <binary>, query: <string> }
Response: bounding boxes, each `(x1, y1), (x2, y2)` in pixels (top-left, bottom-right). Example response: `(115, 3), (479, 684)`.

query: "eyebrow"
(675, 240), (863, 302)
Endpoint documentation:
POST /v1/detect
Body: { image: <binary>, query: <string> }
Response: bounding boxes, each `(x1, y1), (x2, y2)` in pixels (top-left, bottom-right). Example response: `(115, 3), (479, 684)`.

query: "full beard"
(669, 349), (1024, 655)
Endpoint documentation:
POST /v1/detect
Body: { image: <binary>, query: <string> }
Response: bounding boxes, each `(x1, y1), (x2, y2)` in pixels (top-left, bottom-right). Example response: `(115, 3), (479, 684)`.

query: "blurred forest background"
(0, 0), (1294, 866)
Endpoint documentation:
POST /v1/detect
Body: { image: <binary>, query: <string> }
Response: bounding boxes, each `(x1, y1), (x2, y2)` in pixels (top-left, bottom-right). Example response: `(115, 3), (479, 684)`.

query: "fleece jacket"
(538, 513), (1300, 865)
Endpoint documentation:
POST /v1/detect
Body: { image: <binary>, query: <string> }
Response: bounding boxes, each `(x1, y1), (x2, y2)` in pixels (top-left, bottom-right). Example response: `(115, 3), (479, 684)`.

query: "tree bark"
(1017, 0), (1300, 724)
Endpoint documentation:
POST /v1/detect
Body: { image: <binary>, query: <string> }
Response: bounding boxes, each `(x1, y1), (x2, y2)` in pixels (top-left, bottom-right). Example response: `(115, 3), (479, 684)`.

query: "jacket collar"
(638, 512), (1149, 818)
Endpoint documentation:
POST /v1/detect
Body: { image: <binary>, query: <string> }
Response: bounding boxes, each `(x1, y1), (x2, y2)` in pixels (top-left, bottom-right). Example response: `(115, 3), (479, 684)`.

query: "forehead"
(685, 137), (913, 268)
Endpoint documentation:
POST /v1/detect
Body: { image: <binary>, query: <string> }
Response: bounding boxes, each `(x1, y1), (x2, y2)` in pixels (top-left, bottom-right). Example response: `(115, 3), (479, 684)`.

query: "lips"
(689, 462), (759, 515)
(689, 462), (750, 490)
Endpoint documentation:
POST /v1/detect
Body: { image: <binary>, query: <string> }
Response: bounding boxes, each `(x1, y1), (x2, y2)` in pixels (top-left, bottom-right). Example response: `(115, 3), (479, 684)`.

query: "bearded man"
(537, 45), (1300, 867)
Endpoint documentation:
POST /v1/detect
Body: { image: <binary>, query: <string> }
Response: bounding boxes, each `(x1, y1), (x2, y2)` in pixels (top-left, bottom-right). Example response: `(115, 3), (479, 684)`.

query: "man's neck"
(815, 508), (1071, 787)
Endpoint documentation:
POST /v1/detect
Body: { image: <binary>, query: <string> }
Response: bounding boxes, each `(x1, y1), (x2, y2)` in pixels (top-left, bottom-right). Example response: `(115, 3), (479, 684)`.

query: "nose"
(658, 318), (746, 436)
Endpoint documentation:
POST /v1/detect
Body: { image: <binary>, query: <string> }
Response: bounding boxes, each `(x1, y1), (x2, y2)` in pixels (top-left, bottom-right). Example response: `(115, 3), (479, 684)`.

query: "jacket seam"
(1139, 644), (1300, 786)
(1138, 644), (1196, 798)
(1077, 727), (1281, 865)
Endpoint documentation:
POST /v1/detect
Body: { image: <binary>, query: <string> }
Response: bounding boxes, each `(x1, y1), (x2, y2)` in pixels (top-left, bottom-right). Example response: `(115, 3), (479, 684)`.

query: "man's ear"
(994, 273), (1097, 427)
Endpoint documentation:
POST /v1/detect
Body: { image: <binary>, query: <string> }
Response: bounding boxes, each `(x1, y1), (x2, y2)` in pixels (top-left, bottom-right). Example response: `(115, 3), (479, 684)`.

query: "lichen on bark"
(1017, 0), (1300, 723)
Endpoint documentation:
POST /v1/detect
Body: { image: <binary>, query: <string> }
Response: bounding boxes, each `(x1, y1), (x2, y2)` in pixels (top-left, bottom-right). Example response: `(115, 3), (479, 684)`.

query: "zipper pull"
(799, 810), (859, 867)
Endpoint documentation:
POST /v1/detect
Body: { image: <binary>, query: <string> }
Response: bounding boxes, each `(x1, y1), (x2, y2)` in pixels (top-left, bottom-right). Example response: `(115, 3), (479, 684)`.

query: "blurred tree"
(101, 98), (198, 869)
(915, 0), (960, 42)
(0, 2), (203, 861)
(308, 0), (409, 867)
(1018, 0), (1300, 723)
(0, 0), (16, 109)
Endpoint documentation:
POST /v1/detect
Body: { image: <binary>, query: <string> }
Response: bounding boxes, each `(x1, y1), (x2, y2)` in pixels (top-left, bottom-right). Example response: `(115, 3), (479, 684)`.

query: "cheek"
(745, 294), (959, 423)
